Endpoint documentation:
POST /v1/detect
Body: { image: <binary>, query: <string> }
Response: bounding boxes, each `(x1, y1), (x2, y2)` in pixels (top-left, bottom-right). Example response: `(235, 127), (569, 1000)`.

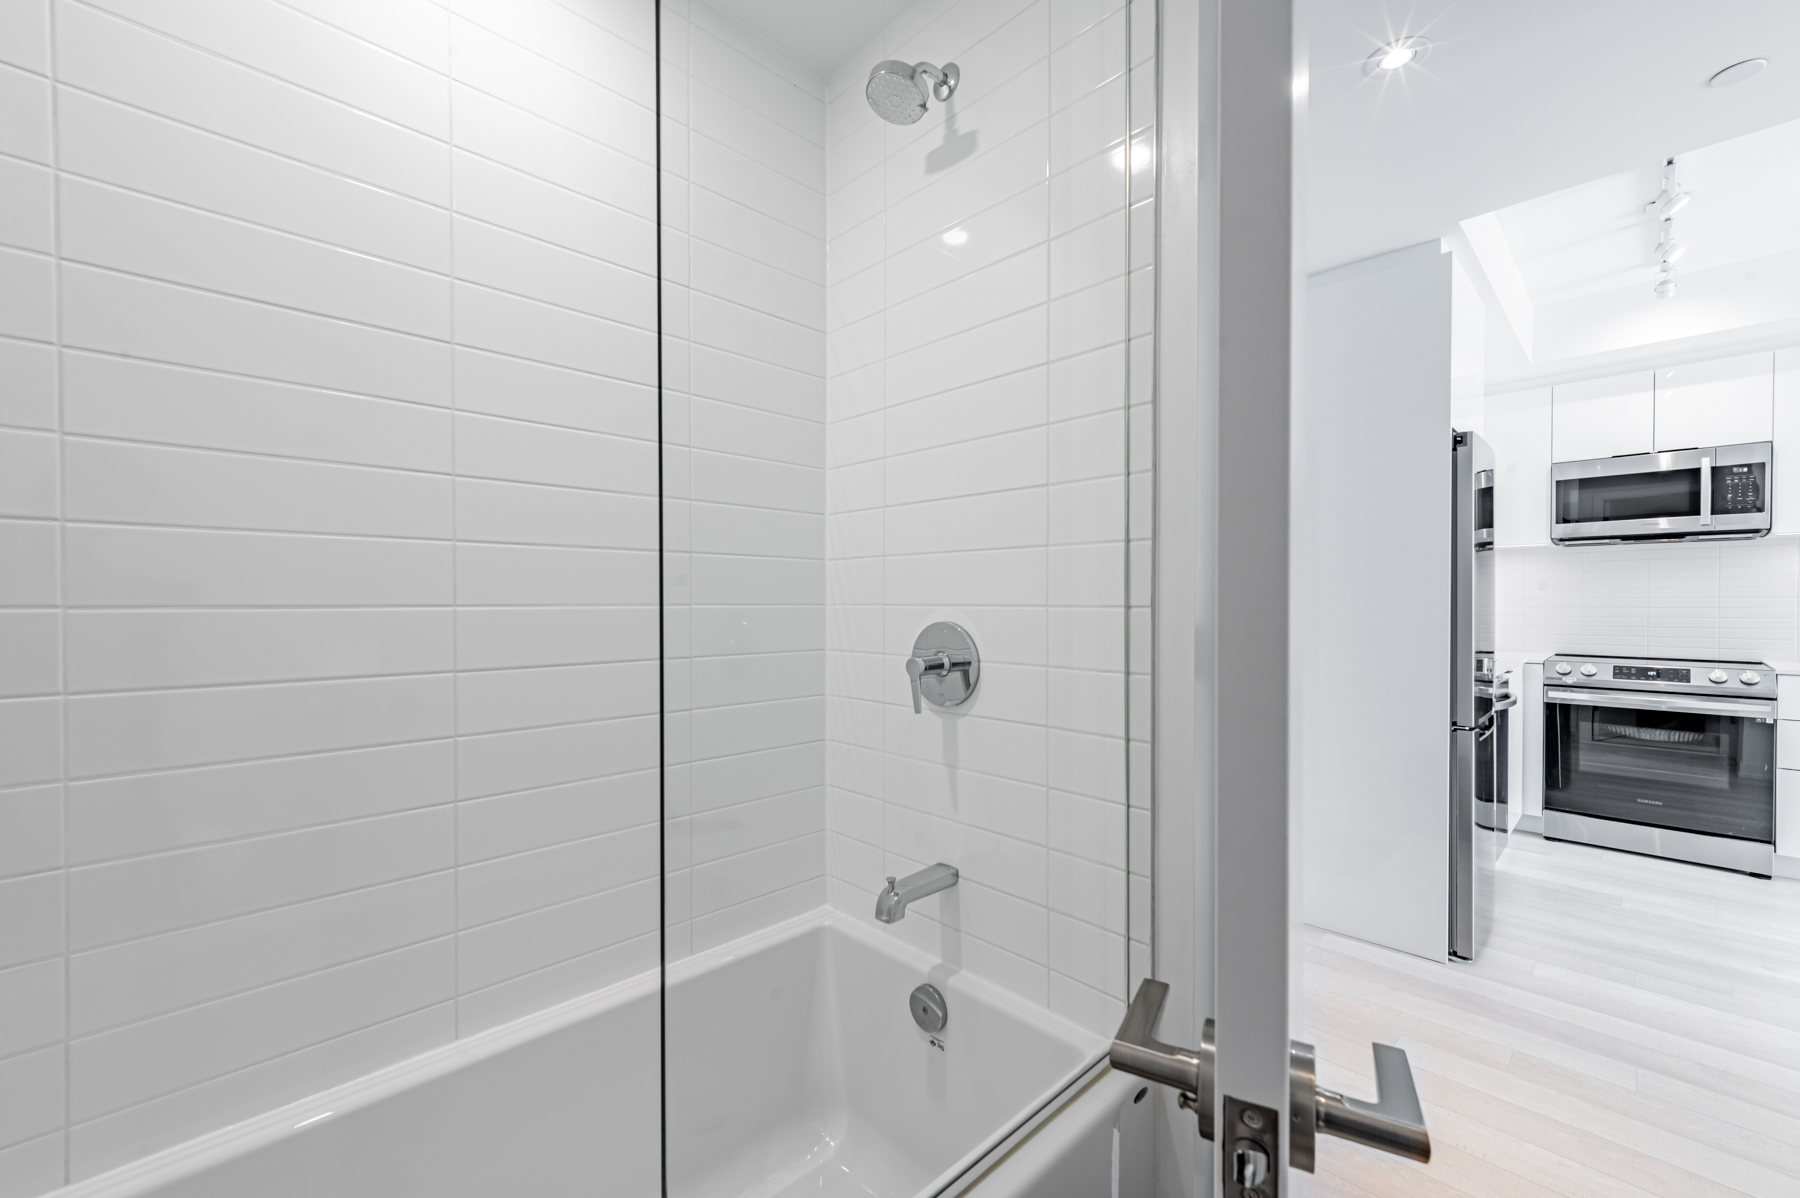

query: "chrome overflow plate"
(906, 621), (979, 713)
(909, 983), (947, 1034)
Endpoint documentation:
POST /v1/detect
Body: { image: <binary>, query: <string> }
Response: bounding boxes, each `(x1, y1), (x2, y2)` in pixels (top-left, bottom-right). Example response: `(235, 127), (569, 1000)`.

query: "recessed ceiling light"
(941, 228), (968, 247)
(1364, 37), (1430, 76)
(1709, 58), (1768, 88)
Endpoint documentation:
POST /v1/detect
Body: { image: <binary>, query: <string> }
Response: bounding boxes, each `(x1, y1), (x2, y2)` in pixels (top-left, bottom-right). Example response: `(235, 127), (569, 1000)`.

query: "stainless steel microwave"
(1550, 441), (1772, 544)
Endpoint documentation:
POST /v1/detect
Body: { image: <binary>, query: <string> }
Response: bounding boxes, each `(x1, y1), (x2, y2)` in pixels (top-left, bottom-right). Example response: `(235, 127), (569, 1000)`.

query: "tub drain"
(909, 983), (947, 1034)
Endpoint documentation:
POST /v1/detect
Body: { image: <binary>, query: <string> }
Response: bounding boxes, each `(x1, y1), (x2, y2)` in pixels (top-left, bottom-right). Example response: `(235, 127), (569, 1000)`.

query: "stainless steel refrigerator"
(1450, 430), (1496, 960)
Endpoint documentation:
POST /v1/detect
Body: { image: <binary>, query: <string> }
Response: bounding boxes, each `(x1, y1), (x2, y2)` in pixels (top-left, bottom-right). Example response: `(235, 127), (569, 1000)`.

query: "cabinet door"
(1485, 386), (1551, 546)
(1552, 371), (1653, 461)
(1779, 349), (1800, 534)
(1779, 768), (1800, 858)
(1654, 351), (1773, 451)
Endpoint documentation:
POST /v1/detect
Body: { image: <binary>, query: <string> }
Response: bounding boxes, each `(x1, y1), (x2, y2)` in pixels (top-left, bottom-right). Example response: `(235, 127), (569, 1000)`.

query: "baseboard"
(1513, 813), (1544, 834)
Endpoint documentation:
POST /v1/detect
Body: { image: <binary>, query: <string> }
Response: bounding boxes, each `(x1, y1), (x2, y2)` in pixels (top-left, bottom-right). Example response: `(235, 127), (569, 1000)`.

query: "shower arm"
(913, 61), (960, 102)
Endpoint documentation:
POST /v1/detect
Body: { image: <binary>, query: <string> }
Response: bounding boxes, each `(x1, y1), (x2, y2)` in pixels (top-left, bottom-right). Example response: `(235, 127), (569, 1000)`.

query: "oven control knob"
(1741, 671), (1763, 686)
(1554, 662), (1572, 675)
(1579, 663), (1598, 677)
(1709, 669), (1729, 684)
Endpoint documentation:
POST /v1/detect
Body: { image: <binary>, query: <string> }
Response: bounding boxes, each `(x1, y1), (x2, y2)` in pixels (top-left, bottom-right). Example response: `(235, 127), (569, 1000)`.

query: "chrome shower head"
(866, 59), (959, 125)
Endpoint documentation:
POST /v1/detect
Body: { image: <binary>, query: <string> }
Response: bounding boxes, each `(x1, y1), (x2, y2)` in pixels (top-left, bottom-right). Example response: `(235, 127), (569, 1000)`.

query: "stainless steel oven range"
(1543, 655), (1775, 876)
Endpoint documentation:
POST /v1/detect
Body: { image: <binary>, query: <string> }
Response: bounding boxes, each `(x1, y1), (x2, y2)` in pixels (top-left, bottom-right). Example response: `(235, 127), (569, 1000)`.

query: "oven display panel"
(1611, 665), (1690, 683)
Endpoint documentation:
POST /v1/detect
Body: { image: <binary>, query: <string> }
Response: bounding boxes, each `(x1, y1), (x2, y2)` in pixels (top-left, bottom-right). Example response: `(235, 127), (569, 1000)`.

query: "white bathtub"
(61, 909), (1114, 1198)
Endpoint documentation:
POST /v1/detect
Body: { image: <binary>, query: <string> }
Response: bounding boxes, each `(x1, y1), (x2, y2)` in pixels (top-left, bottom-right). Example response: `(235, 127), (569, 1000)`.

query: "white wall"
(658, 2), (829, 962)
(819, 0), (1152, 1036)
(0, 0), (663, 1189)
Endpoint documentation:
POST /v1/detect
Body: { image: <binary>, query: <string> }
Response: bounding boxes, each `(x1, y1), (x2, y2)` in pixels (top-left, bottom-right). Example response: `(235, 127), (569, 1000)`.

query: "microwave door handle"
(1701, 454), (1712, 526)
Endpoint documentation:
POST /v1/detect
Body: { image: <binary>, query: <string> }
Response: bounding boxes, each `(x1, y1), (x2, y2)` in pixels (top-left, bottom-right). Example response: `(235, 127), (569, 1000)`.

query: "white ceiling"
(1480, 118), (1800, 308)
(1307, 0), (1800, 275)
(700, 0), (909, 77)
(1450, 117), (1800, 370)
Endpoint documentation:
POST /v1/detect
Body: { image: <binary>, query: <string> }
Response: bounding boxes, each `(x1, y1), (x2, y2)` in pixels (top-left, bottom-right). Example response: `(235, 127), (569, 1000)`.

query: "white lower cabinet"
(1779, 769), (1800, 858)
(1780, 719), (1800, 766)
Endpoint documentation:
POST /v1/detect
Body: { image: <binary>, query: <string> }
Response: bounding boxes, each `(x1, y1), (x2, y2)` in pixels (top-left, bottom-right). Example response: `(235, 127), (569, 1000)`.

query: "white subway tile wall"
(820, 0), (1150, 1037)
(0, 0), (1150, 1186)
(1497, 538), (1800, 663)
(659, 0), (829, 961)
(0, 0), (664, 1188)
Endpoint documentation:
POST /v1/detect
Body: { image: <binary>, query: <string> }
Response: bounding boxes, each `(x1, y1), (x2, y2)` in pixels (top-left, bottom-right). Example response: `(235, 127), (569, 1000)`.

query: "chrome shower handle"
(905, 651), (970, 714)
(904, 654), (933, 714)
(905, 622), (980, 714)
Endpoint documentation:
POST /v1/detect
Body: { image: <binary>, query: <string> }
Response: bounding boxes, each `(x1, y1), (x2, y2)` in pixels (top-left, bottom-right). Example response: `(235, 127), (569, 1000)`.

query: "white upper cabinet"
(1654, 351), (1774, 451)
(1776, 348), (1800, 534)
(1486, 386), (1552, 546)
(1552, 371), (1653, 462)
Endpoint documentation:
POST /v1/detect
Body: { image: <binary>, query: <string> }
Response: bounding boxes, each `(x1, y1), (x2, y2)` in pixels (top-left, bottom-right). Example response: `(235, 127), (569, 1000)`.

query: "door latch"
(1224, 1096), (1279, 1198)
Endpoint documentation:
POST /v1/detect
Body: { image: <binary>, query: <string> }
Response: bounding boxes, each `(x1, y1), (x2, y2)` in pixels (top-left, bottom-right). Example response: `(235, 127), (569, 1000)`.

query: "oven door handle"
(1544, 687), (1774, 720)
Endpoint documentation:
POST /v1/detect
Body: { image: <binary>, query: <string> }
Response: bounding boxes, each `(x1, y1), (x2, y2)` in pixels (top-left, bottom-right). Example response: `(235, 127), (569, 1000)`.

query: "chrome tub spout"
(874, 863), (958, 922)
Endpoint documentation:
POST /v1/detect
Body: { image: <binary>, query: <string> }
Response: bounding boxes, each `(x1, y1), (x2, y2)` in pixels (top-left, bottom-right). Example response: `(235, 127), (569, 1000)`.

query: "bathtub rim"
(666, 905), (1110, 1198)
(58, 962), (661, 1198)
(59, 904), (1110, 1198)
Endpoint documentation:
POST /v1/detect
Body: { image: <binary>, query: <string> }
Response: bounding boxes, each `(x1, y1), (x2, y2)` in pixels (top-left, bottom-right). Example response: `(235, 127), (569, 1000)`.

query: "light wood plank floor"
(1302, 831), (1800, 1198)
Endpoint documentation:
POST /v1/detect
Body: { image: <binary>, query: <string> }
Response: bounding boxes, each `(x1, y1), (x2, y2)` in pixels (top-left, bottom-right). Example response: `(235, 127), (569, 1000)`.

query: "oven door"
(1543, 688), (1775, 841)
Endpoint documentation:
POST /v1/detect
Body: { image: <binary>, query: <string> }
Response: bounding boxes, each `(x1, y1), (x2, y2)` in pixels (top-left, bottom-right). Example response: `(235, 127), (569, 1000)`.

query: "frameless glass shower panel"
(660, 0), (1154, 1193)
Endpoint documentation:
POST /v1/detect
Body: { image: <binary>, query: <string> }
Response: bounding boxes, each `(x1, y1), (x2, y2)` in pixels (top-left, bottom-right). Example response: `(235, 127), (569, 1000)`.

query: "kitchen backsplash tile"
(1498, 536), (1800, 663)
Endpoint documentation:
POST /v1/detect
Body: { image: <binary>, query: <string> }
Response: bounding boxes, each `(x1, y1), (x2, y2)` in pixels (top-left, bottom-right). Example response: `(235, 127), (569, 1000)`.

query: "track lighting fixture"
(1647, 158), (1688, 299)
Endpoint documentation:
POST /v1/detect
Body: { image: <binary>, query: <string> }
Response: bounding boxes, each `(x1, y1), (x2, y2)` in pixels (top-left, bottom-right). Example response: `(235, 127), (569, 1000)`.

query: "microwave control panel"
(1715, 463), (1763, 514)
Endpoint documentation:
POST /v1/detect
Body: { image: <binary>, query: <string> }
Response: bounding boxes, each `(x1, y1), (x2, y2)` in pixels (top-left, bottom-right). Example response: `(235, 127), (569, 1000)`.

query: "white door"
(1123, 3), (1432, 1195)
(1132, 6), (1800, 1197)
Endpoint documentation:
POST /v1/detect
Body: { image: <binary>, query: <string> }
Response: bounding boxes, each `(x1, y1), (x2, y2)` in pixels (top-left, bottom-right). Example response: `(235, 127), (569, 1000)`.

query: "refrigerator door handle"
(1450, 727), (1476, 960)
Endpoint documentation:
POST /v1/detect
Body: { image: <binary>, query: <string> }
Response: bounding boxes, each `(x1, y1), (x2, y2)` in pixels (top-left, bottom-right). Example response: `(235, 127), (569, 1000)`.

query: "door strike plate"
(1223, 1095), (1280, 1198)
